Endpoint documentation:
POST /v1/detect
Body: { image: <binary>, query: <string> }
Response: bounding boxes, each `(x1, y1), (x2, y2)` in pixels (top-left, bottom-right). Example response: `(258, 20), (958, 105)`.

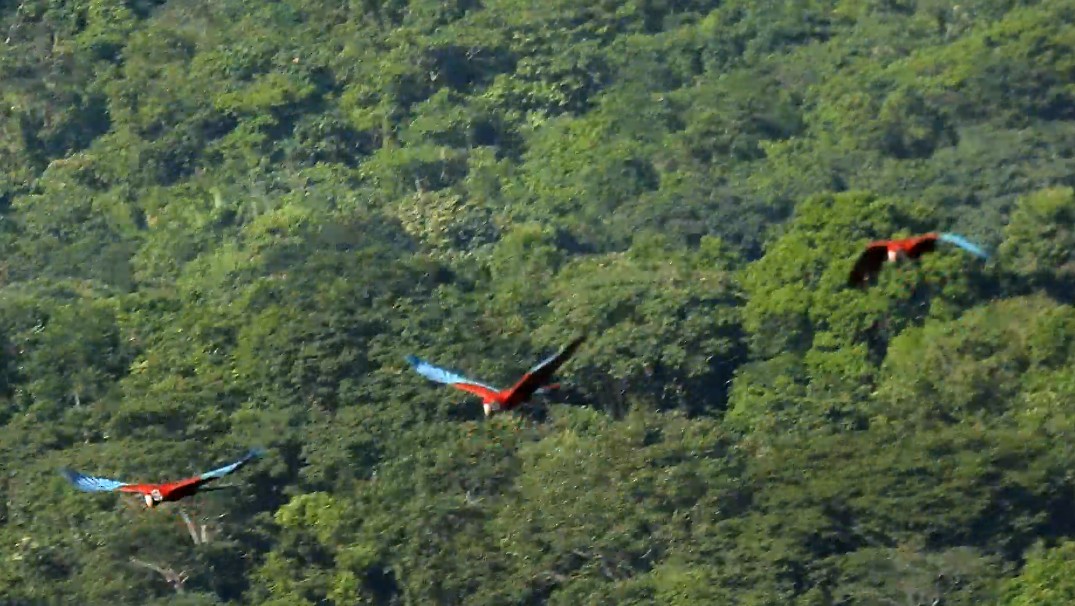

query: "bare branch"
(4, 2), (28, 45)
(129, 557), (188, 594)
(178, 509), (202, 545)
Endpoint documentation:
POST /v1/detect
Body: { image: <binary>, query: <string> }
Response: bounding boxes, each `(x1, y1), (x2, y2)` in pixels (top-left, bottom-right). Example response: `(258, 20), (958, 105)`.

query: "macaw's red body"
(61, 449), (265, 508)
(848, 232), (988, 288)
(407, 335), (586, 417)
(116, 478), (221, 506)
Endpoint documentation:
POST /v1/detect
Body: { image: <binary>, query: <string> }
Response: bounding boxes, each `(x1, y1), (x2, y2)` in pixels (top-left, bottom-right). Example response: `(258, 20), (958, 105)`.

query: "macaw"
(848, 232), (988, 288)
(60, 448), (265, 508)
(406, 335), (586, 417)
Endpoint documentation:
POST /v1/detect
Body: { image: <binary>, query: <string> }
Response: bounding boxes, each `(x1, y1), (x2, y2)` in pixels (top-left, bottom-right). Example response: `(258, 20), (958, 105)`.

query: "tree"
(999, 187), (1075, 300)
(1003, 541), (1075, 606)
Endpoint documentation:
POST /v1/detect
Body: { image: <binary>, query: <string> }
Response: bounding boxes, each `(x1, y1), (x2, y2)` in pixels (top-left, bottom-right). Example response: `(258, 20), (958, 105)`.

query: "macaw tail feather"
(939, 233), (989, 259)
(59, 468), (129, 492)
(405, 354), (501, 392)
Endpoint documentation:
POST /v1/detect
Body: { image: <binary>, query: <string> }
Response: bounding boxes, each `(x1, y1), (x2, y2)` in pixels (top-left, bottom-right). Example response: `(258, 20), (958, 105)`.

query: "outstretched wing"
(60, 468), (129, 493)
(192, 484), (240, 492)
(160, 448), (266, 499)
(405, 355), (502, 399)
(197, 448), (266, 483)
(505, 335), (586, 404)
(848, 244), (889, 288)
(939, 232), (989, 259)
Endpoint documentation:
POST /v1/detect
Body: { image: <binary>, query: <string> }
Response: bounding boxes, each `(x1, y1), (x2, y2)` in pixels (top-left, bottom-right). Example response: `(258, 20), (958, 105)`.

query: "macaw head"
(144, 489), (163, 508)
(483, 401), (501, 417)
(887, 248), (905, 263)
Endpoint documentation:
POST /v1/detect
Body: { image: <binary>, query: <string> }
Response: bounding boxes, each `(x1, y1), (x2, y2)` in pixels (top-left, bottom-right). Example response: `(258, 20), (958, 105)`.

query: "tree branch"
(129, 557), (188, 593)
(178, 509), (202, 545)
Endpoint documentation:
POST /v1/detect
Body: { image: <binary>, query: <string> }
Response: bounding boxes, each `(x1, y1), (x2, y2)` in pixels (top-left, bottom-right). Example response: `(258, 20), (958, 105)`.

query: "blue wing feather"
(527, 350), (564, 375)
(405, 355), (500, 391)
(939, 233), (989, 259)
(198, 448), (265, 481)
(60, 468), (128, 492)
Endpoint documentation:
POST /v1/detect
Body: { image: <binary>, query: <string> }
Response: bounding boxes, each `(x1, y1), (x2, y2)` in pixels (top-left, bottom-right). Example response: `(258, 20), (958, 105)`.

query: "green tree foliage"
(1002, 541), (1075, 606)
(534, 234), (743, 416)
(1000, 186), (1075, 299)
(2, 0), (1075, 603)
(875, 295), (1075, 427)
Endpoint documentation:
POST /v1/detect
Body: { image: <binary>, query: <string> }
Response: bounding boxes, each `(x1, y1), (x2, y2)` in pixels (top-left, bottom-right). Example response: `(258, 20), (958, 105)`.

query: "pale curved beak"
(144, 494), (155, 508)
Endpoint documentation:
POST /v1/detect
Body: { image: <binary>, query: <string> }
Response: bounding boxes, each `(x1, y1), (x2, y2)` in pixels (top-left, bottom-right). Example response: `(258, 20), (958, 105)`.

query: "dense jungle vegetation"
(2, 0), (1075, 603)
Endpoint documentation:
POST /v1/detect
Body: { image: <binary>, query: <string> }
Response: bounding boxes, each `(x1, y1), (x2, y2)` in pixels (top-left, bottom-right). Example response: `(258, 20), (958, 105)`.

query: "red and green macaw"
(406, 335), (586, 416)
(60, 448), (265, 508)
(849, 232), (988, 288)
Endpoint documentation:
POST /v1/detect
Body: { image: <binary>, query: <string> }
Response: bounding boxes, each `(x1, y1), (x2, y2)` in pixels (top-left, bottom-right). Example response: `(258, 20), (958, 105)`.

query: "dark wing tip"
(404, 354), (421, 367)
(848, 269), (875, 288)
(59, 468), (80, 483)
(848, 246), (886, 288)
(197, 484), (240, 492)
(564, 334), (587, 352)
(246, 447), (267, 460)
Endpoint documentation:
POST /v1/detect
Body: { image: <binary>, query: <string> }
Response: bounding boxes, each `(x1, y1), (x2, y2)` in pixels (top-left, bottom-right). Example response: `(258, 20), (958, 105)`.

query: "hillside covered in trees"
(2, 0), (1075, 603)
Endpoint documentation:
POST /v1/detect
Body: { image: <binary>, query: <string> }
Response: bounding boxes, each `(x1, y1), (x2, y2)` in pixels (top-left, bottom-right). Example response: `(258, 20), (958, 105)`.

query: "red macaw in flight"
(60, 448), (264, 508)
(406, 335), (586, 417)
(848, 232), (988, 288)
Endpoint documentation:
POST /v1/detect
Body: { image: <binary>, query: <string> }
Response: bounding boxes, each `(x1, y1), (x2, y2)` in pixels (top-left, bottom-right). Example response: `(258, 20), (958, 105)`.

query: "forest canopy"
(2, 0), (1075, 603)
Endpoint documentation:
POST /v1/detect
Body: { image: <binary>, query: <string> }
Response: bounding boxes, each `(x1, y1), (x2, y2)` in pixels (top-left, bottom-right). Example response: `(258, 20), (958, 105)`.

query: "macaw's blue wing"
(60, 468), (129, 493)
(939, 233), (990, 259)
(405, 355), (500, 392)
(198, 448), (265, 482)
